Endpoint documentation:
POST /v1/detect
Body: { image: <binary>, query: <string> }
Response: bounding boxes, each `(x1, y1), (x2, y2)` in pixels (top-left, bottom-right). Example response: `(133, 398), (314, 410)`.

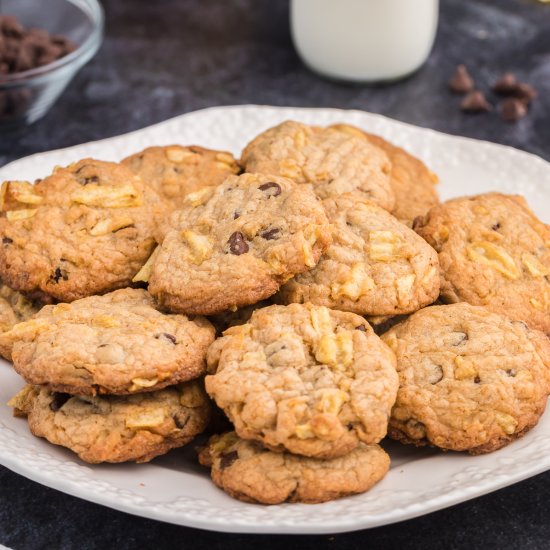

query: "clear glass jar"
(291, 0), (439, 83)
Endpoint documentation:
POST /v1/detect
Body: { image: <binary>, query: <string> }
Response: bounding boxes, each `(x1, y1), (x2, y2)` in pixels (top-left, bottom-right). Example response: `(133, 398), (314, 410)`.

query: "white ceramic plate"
(1, 105), (549, 534)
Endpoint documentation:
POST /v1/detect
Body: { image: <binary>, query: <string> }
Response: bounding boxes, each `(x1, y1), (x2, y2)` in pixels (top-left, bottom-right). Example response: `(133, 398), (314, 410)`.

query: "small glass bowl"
(0, 0), (104, 128)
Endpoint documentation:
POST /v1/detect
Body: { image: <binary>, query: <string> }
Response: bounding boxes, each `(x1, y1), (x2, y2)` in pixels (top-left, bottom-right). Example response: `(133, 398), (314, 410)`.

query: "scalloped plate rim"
(0, 104), (549, 535)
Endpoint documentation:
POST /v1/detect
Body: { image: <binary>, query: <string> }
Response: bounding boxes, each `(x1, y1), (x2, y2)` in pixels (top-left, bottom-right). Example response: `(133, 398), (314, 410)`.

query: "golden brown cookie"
(0, 159), (161, 302)
(9, 381), (210, 463)
(240, 120), (394, 209)
(145, 173), (332, 315)
(382, 303), (550, 454)
(198, 432), (389, 504)
(0, 281), (40, 360)
(122, 145), (240, 216)
(278, 195), (439, 316)
(415, 193), (550, 334)
(331, 124), (440, 225)
(205, 303), (398, 459)
(8, 288), (215, 395)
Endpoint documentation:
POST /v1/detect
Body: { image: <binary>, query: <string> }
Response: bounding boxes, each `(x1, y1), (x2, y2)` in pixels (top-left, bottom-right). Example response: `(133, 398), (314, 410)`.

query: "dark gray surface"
(1, 0), (550, 548)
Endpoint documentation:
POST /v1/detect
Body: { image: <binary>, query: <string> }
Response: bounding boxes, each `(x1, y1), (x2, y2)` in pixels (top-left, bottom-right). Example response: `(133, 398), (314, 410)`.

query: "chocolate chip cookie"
(415, 193), (550, 334)
(146, 173), (332, 315)
(278, 195), (440, 316)
(205, 303), (398, 459)
(9, 381), (210, 463)
(382, 303), (550, 454)
(240, 121), (394, 209)
(8, 288), (215, 395)
(330, 124), (440, 226)
(0, 159), (161, 302)
(198, 432), (390, 504)
(122, 145), (240, 215)
(0, 281), (40, 360)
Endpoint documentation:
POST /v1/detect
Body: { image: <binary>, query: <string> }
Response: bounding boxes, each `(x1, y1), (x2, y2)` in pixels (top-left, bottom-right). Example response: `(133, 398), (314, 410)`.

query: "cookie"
(198, 432), (389, 504)
(415, 193), (550, 334)
(145, 173), (332, 315)
(122, 145), (240, 215)
(240, 121), (394, 209)
(0, 159), (161, 302)
(0, 281), (40, 360)
(382, 303), (550, 454)
(278, 195), (440, 316)
(9, 381), (210, 463)
(331, 124), (440, 225)
(205, 303), (398, 458)
(8, 288), (215, 395)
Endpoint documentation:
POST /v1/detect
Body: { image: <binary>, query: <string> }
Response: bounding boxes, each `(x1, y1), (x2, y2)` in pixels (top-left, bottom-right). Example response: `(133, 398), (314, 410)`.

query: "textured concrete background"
(1, 0), (550, 548)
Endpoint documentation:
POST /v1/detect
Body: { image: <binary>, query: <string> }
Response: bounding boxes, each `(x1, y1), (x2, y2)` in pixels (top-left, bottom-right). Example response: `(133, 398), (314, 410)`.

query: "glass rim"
(0, 0), (104, 87)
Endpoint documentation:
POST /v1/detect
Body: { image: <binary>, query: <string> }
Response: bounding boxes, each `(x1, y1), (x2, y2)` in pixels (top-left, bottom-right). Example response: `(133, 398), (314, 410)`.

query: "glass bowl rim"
(0, 0), (104, 87)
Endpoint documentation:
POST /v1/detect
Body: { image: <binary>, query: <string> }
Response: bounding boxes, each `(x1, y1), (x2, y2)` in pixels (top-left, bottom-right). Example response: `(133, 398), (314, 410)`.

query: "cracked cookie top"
(240, 120), (394, 209)
(382, 303), (550, 454)
(9, 381), (210, 463)
(146, 172), (332, 315)
(205, 303), (398, 459)
(8, 288), (215, 395)
(198, 431), (389, 504)
(0, 159), (161, 303)
(415, 192), (550, 334)
(278, 195), (440, 316)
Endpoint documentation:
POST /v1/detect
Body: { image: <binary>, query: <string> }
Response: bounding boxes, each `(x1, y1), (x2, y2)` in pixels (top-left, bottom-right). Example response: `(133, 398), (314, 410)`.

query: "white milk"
(291, 0), (439, 82)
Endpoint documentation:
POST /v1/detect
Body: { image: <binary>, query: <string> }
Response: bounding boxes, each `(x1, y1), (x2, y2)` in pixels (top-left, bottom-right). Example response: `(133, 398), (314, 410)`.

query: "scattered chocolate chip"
(506, 369), (517, 377)
(500, 98), (527, 122)
(51, 267), (68, 283)
(228, 231), (249, 255)
(460, 90), (492, 113)
(355, 324), (367, 332)
(448, 64), (474, 94)
(155, 332), (177, 344)
(492, 222), (501, 231)
(97, 344), (108, 348)
(493, 72), (518, 95)
(512, 82), (538, 104)
(219, 450), (239, 470)
(233, 211), (241, 219)
(49, 392), (70, 412)
(259, 228), (280, 240)
(2, 237), (13, 245)
(258, 182), (282, 197)
(173, 412), (189, 429)
(474, 376), (481, 384)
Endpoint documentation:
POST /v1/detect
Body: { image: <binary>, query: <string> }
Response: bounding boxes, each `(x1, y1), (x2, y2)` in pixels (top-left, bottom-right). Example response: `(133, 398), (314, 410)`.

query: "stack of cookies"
(1, 120), (549, 505)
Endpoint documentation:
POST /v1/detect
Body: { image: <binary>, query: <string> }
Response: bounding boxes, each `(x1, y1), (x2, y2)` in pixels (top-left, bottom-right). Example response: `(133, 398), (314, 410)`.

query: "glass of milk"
(291, 0), (439, 82)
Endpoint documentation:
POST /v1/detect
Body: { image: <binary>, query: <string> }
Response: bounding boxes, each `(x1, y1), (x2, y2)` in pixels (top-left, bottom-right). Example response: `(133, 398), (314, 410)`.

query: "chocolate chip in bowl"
(0, 0), (103, 128)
